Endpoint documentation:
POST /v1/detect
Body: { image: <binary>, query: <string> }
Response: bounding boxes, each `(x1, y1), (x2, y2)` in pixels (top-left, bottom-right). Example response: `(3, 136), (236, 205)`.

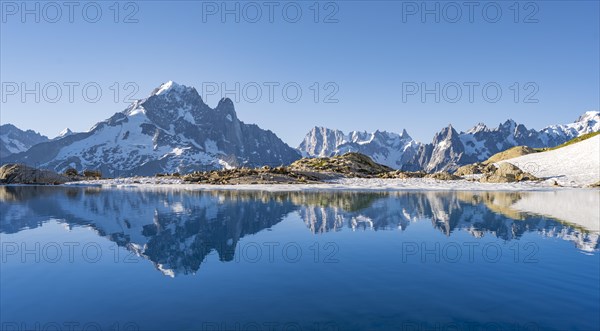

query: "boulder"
(0, 164), (70, 184)
(454, 163), (483, 176)
(479, 163), (538, 183)
(290, 152), (393, 177)
(378, 170), (426, 179)
(425, 172), (461, 180)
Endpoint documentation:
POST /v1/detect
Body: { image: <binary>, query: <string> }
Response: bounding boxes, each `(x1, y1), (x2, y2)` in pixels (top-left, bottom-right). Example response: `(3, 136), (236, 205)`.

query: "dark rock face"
(0, 164), (69, 184)
(0, 124), (49, 159)
(420, 125), (467, 172)
(3, 82), (301, 176)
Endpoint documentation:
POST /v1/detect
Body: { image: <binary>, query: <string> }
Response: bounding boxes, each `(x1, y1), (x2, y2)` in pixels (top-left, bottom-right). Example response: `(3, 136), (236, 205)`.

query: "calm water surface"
(1, 186), (599, 331)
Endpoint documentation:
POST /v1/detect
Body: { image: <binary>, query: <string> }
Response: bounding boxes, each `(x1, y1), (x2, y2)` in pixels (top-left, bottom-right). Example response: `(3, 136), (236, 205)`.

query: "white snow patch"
(66, 177), (582, 192)
(499, 135), (600, 187)
(218, 159), (234, 170)
(171, 147), (186, 156)
(155, 81), (176, 95)
(183, 111), (196, 124)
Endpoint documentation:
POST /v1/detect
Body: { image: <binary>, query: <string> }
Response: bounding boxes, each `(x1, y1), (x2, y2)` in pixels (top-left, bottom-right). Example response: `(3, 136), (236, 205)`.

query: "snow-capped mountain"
(0, 124), (49, 159)
(415, 111), (600, 172)
(298, 127), (421, 169)
(3, 81), (301, 176)
(54, 128), (75, 140)
(300, 111), (600, 172)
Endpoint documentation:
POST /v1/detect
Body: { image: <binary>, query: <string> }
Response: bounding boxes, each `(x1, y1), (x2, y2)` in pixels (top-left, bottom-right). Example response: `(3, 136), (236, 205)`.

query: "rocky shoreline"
(1, 152), (546, 186)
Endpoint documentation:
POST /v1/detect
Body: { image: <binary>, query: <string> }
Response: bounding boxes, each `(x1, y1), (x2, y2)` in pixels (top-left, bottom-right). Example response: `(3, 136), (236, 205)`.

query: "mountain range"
(0, 124), (49, 159)
(1, 81), (598, 174)
(300, 111), (600, 172)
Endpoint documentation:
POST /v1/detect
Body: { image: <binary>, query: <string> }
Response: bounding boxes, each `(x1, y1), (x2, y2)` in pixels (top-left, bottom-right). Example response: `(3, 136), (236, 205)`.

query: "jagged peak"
(0, 123), (18, 131)
(149, 81), (200, 99)
(0, 123), (46, 137)
(431, 124), (459, 144)
(58, 128), (73, 137)
(216, 97), (234, 109)
(153, 80), (181, 95)
(576, 110), (599, 123)
(467, 122), (489, 134)
(440, 124), (457, 135)
(401, 129), (411, 139)
(500, 119), (517, 128)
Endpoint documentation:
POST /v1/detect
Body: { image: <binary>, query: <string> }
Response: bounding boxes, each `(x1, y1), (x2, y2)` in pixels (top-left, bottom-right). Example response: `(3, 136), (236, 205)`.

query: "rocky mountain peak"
(58, 128), (73, 138)
(466, 122), (489, 134)
(499, 119), (517, 131)
(151, 81), (189, 96)
(576, 110), (599, 123)
(216, 97), (234, 109)
(433, 124), (459, 143)
(400, 129), (411, 139)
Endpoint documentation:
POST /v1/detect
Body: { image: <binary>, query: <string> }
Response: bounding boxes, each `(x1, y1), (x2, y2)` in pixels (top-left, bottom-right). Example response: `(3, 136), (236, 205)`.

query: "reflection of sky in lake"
(1, 187), (599, 330)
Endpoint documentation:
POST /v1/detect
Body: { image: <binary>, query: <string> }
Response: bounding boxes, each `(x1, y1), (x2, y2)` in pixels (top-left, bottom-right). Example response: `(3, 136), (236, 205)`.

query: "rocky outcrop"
(378, 170), (426, 179)
(183, 166), (325, 185)
(0, 164), (70, 184)
(485, 146), (537, 164)
(290, 152), (393, 177)
(455, 163), (483, 176)
(479, 163), (538, 183)
(183, 153), (396, 184)
(425, 171), (461, 180)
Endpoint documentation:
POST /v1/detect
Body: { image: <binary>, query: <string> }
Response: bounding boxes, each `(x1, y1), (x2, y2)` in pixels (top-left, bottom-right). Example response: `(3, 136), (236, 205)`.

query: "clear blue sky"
(1, 1), (598, 144)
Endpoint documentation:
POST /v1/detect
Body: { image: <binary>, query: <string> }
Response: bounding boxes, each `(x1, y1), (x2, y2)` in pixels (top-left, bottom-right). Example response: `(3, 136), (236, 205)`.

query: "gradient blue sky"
(1, 0), (599, 144)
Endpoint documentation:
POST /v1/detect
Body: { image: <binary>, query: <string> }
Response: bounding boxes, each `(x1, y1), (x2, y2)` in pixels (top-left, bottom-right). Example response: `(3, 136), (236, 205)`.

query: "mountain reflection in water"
(1, 186), (598, 277)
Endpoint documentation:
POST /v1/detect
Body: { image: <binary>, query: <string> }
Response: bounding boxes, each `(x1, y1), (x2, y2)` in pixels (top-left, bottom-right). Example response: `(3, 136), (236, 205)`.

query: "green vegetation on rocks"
(539, 131), (600, 152)
(484, 146), (537, 164)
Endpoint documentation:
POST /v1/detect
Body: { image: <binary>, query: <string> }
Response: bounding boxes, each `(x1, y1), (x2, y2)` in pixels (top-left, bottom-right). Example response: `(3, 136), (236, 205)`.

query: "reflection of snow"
(510, 190), (600, 232)
(351, 215), (373, 231)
